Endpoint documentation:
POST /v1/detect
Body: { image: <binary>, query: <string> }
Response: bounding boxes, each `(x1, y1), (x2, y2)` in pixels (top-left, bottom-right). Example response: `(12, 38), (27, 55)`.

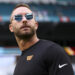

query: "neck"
(15, 34), (39, 51)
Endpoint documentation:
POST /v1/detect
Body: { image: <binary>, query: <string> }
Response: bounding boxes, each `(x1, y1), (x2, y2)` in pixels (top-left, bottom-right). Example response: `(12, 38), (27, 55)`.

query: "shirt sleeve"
(46, 43), (74, 75)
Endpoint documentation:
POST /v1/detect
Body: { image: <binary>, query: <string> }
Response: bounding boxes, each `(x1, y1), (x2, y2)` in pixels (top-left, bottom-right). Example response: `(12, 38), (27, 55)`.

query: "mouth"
(20, 25), (31, 30)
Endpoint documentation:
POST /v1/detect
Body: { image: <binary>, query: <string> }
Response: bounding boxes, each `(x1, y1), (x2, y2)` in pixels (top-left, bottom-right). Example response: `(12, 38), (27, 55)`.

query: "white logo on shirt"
(59, 64), (68, 68)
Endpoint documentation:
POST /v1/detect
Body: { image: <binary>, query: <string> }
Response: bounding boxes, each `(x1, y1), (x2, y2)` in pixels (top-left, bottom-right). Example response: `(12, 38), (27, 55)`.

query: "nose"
(22, 16), (27, 21)
(22, 16), (27, 23)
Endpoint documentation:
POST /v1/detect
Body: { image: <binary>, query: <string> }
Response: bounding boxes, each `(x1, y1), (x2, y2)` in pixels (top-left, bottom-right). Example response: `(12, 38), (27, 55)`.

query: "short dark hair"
(13, 3), (30, 11)
(10, 3), (31, 22)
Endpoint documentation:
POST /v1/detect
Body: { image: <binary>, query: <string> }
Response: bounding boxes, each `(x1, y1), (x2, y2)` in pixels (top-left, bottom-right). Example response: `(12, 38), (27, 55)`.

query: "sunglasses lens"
(25, 13), (33, 20)
(14, 13), (33, 21)
(15, 15), (22, 21)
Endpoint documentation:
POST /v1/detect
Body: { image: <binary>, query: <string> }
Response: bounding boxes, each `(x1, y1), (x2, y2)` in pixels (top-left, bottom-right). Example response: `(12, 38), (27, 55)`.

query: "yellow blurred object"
(64, 47), (74, 56)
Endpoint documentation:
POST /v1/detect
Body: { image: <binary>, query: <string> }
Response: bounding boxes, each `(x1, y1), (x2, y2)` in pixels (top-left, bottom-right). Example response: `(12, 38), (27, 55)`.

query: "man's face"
(9, 7), (38, 39)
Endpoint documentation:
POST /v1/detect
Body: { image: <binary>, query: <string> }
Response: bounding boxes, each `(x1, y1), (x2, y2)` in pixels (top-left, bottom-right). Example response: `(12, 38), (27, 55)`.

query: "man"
(9, 4), (74, 75)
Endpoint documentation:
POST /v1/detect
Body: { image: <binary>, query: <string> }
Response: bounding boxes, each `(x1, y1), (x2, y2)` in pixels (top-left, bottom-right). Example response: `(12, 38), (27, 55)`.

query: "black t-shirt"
(14, 39), (74, 75)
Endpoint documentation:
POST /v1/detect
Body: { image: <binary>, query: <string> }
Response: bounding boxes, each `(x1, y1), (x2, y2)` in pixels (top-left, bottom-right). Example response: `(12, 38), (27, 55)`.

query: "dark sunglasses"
(14, 13), (33, 21)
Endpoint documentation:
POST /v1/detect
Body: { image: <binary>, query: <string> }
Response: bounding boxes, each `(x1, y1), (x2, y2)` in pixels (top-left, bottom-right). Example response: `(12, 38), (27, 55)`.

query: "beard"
(14, 27), (36, 40)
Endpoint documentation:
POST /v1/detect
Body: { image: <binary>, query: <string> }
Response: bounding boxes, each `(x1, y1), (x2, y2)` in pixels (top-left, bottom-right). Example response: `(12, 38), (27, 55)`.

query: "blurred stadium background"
(0, 0), (75, 75)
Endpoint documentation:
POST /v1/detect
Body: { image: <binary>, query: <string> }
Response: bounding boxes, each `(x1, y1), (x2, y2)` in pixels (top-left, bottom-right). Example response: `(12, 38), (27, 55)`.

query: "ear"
(9, 24), (14, 32)
(35, 22), (38, 30)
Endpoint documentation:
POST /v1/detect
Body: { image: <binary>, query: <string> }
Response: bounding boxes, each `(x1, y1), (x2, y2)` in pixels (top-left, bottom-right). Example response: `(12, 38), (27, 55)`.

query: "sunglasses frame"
(13, 13), (33, 22)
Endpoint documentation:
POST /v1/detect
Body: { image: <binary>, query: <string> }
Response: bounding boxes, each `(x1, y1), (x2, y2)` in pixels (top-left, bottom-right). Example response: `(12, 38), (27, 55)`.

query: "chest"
(14, 52), (49, 75)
